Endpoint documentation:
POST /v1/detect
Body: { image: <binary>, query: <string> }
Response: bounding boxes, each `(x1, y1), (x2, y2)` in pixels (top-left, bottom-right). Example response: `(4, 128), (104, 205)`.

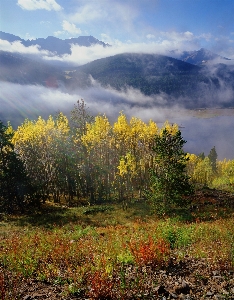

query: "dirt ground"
(2, 256), (234, 300)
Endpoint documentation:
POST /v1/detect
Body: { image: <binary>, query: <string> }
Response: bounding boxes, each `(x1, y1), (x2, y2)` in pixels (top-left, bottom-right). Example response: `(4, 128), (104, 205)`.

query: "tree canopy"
(1, 101), (232, 214)
(146, 128), (194, 214)
(0, 121), (32, 212)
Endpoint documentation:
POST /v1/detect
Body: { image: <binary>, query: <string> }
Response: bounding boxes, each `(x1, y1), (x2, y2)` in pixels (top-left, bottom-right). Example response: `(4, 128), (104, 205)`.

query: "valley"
(1, 0), (234, 298)
(1, 30), (234, 300)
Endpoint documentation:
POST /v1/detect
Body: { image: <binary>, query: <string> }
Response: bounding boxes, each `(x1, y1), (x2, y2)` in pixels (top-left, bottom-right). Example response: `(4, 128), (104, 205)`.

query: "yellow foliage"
(186, 153), (199, 176)
(192, 157), (213, 185)
(112, 113), (128, 143)
(13, 114), (70, 151)
(117, 152), (137, 177)
(117, 157), (128, 176)
(146, 119), (158, 139)
(212, 159), (234, 190)
(81, 115), (111, 149)
(160, 120), (178, 135)
(5, 122), (14, 137)
(56, 112), (70, 134)
(129, 117), (145, 139)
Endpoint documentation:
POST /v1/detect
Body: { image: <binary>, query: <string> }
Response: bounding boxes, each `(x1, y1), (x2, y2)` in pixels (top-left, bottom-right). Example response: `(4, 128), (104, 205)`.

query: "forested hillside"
(1, 50), (234, 111)
(71, 53), (223, 107)
(0, 51), (64, 86)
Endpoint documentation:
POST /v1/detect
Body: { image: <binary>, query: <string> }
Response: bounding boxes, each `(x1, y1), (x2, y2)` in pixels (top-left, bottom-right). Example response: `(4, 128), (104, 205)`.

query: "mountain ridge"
(1, 31), (231, 65)
(0, 31), (110, 55)
(177, 48), (231, 65)
(1, 49), (234, 108)
(1, 31), (234, 111)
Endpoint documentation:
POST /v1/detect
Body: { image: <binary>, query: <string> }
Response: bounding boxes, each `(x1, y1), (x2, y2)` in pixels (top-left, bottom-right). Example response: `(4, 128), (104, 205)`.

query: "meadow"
(1, 106), (234, 299)
(1, 193), (234, 299)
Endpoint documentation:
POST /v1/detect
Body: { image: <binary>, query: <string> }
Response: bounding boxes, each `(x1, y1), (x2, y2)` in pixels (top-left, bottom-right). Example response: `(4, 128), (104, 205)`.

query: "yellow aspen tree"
(192, 157), (213, 186)
(160, 120), (179, 136)
(212, 159), (234, 192)
(112, 112), (132, 201)
(142, 119), (159, 176)
(113, 112), (131, 154)
(81, 114), (112, 202)
(13, 114), (71, 204)
(186, 153), (199, 181)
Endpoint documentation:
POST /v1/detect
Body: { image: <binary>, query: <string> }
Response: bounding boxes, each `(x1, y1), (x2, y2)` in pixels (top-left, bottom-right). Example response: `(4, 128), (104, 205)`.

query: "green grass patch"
(1, 198), (234, 299)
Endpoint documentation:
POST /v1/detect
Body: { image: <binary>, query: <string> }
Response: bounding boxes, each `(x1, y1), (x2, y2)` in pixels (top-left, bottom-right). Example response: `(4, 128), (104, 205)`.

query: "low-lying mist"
(0, 80), (233, 160)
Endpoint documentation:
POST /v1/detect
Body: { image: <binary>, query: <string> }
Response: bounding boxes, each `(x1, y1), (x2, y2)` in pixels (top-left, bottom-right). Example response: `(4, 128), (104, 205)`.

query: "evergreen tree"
(0, 121), (31, 212)
(146, 128), (194, 215)
(208, 146), (217, 172)
(198, 152), (205, 160)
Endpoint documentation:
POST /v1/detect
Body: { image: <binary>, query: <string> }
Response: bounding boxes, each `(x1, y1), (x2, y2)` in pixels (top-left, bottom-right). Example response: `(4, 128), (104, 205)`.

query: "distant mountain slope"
(1, 49), (234, 109)
(0, 51), (64, 86)
(69, 53), (208, 101)
(0, 31), (110, 55)
(66, 53), (234, 107)
(23, 36), (110, 55)
(0, 31), (24, 43)
(178, 48), (231, 65)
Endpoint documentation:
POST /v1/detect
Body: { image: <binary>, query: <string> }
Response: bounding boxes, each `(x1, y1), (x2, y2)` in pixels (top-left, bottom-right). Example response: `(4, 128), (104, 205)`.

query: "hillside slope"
(69, 53), (232, 107)
(1, 50), (234, 109)
(0, 51), (64, 86)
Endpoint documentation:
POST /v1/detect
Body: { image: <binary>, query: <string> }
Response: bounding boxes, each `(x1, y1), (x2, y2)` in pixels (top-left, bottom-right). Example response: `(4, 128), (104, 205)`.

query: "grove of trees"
(11, 100), (164, 207)
(0, 100), (233, 213)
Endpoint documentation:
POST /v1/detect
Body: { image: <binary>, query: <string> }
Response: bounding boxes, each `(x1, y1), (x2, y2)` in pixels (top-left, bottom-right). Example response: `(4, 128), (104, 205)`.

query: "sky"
(0, 0), (234, 63)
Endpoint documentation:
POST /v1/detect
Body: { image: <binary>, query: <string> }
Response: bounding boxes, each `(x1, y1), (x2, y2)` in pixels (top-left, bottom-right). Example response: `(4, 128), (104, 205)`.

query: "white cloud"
(0, 39), (52, 55)
(43, 31), (201, 65)
(183, 31), (194, 39)
(54, 31), (64, 37)
(67, 1), (139, 37)
(0, 32), (188, 65)
(42, 43), (135, 65)
(54, 20), (82, 37)
(40, 20), (51, 26)
(198, 33), (212, 41)
(17, 0), (62, 11)
(0, 80), (181, 127)
(1, 80), (234, 160)
(100, 34), (112, 44)
(25, 33), (35, 40)
(68, 4), (108, 24)
(158, 31), (194, 42)
(0, 82), (78, 126)
(146, 34), (155, 39)
(55, 20), (82, 37)
(209, 35), (234, 60)
(100, 34), (123, 46)
(2, 27), (233, 66)
(62, 20), (82, 35)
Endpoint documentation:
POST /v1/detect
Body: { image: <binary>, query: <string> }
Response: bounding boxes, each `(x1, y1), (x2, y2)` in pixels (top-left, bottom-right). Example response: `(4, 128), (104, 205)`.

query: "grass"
(0, 198), (234, 299)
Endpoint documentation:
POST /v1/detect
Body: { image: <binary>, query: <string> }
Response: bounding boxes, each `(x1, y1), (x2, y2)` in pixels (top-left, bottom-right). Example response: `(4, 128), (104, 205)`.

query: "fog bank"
(0, 81), (233, 160)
